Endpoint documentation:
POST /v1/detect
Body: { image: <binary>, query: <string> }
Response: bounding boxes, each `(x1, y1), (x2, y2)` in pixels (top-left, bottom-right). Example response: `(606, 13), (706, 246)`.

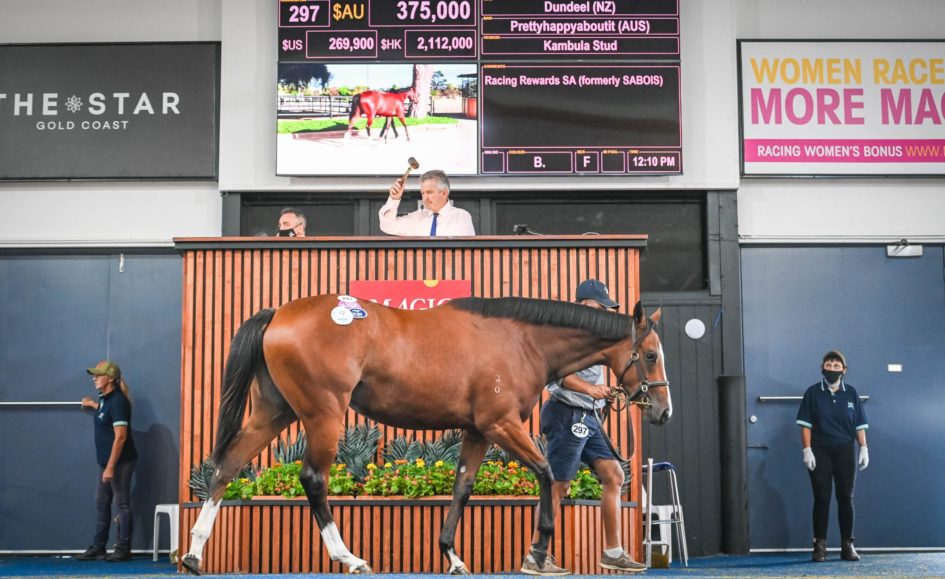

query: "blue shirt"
(94, 389), (138, 466)
(796, 380), (868, 447)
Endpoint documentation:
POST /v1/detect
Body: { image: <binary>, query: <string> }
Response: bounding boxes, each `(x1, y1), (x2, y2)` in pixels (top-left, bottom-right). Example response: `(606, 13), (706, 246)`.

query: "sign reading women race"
(740, 41), (945, 176)
(276, 0), (682, 177)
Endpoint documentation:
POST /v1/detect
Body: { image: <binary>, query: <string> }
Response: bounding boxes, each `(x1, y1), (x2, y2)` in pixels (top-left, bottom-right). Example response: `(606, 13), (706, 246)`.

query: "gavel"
(401, 157), (420, 184)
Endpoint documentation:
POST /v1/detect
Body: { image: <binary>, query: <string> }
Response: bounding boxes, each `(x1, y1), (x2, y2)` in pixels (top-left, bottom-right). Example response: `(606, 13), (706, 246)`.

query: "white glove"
(803, 447), (816, 471)
(858, 446), (869, 471)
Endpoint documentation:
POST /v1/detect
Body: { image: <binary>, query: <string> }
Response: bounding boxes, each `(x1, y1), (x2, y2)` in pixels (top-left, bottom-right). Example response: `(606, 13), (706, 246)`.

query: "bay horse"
(183, 295), (671, 575)
(345, 85), (417, 141)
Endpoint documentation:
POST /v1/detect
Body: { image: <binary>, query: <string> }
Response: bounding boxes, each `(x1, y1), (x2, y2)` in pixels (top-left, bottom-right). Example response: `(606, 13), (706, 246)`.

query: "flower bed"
(222, 458), (602, 500)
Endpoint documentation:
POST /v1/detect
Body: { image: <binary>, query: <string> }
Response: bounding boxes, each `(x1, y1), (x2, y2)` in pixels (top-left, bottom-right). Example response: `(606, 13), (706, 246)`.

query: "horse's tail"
(348, 93), (362, 121)
(211, 307), (277, 465)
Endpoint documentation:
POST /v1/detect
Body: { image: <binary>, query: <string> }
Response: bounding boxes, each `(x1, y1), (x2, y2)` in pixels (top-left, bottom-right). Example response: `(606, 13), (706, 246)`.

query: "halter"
(610, 319), (670, 409)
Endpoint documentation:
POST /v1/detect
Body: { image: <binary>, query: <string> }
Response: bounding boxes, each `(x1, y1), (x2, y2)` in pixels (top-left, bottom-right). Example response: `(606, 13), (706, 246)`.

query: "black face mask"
(822, 369), (843, 384)
(277, 228), (297, 237)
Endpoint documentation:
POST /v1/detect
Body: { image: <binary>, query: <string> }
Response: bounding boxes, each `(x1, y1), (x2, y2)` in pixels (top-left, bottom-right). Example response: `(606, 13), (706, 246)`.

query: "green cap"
(822, 350), (847, 368)
(87, 360), (121, 379)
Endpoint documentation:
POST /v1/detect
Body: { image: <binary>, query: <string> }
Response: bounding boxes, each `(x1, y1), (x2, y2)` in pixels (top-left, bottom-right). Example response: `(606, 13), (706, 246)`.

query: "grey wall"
(0, 253), (182, 551)
(742, 245), (945, 548)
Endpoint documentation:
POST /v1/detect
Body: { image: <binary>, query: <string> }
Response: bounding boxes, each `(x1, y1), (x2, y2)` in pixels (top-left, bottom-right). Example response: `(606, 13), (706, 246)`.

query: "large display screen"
(277, 0), (681, 177)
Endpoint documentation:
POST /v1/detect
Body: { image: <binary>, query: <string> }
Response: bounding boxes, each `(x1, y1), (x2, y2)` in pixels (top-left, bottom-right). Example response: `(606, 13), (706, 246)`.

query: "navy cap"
(575, 279), (619, 309)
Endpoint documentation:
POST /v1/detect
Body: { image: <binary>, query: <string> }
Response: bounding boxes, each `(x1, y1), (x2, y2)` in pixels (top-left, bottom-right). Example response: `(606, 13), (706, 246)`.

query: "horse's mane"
(449, 297), (630, 340)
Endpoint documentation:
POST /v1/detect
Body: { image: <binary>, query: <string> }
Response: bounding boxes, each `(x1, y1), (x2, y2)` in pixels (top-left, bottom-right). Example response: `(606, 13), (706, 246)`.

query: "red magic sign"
(0, 43), (219, 180)
(348, 280), (472, 310)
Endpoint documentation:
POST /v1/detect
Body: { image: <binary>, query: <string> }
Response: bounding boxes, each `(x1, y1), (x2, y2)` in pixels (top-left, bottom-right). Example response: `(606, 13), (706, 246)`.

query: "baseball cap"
(575, 279), (619, 309)
(822, 350), (847, 368)
(87, 360), (121, 379)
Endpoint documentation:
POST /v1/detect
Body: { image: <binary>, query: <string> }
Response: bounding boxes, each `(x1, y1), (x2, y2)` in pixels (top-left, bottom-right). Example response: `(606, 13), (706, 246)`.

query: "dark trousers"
(93, 460), (136, 548)
(808, 443), (856, 540)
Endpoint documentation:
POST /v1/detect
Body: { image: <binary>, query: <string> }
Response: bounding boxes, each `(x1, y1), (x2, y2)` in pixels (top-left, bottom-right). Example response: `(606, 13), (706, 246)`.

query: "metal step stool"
(152, 503), (179, 562)
(642, 459), (689, 568)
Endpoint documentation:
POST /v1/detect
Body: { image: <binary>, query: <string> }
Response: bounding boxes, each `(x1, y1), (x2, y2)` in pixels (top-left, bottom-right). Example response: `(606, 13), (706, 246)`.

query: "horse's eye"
(645, 351), (658, 363)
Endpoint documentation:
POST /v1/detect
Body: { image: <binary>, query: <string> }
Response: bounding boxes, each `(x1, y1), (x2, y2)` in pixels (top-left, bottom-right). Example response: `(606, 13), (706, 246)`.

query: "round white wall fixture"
(684, 318), (706, 340)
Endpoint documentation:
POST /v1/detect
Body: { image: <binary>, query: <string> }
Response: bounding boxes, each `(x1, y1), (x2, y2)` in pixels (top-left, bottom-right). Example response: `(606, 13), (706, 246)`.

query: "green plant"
(328, 463), (361, 496)
(418, 429), (464, 464)
(274, 431), (307, 464)
(188, 459), (216, 501)
(485, 434), (547, 464)
(189, 458), (258, 501)
(472, 460), (539, 496)
(254, 461), (305, 497)
(362, 458), (456, 498)
(336, 424), (381, 482)
(568, 467), (603, 500)
(381, 437), (425, 464)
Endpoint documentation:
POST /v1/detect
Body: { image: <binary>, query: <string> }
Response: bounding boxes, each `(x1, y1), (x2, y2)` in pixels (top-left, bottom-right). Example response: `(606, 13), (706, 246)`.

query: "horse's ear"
(632, 301), (645, 325)
(650, 308), (662, 324)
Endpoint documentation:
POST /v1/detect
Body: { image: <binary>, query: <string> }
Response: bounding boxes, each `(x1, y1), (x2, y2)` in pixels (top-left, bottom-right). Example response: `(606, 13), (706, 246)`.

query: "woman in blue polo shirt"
(75, 360), (137, 563)
(796, 350), (868, 563)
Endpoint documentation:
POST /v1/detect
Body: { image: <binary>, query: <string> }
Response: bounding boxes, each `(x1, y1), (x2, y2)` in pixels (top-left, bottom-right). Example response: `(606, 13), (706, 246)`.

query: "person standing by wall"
(796, 350), (869, 562)
(522, 279), (646, 576)
(75, 361), (138, 562)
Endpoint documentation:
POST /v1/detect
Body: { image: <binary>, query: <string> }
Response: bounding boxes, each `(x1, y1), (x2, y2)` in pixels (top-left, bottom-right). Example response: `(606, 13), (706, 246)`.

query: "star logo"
(65, 95), (84, 113)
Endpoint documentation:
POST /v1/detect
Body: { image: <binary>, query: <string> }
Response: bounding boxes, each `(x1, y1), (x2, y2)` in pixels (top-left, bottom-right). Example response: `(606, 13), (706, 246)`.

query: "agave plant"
(188, 458), (258, 501)
(335, 423), (382, 481)
(485, 433), (548, 464)
(418, 429), (464, 463)
(274, 431), (307, 464)
(381, 436), (426, 464)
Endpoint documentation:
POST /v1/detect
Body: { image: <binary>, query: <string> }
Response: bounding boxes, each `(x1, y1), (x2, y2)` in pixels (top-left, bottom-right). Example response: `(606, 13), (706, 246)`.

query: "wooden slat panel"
(178, 240), (643, 569)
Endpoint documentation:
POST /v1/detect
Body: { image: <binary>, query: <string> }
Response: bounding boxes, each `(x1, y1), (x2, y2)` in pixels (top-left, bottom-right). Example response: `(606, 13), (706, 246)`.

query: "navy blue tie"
(430, 212), (439, 237)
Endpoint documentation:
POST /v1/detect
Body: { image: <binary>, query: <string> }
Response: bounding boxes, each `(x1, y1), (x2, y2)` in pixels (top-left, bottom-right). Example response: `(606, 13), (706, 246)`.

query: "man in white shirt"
(379, 170), (476, 236)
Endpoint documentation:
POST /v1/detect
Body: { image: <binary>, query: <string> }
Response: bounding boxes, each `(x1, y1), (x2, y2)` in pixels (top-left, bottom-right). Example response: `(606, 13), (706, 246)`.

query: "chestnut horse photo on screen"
(345, 85), (417, 141)
(183, 295), (672, 576)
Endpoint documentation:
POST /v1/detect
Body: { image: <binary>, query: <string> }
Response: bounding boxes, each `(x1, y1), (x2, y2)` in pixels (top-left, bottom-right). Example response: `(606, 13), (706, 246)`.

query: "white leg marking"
(446, 548), (467, 574)
(320, 522), (368, 571)
(187, 498), (221, 560)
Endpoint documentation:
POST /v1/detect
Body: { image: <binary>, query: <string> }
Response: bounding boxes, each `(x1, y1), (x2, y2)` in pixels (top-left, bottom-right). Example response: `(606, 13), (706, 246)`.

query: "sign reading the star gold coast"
(0, 43), (220, 180)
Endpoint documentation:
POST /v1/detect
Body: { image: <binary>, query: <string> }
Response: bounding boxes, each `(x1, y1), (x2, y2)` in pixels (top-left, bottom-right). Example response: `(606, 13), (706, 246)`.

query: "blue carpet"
(0, 553), (943, 577)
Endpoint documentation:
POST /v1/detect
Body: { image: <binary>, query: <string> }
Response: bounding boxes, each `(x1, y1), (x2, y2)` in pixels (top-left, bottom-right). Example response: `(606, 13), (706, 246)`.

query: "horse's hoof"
(450, 565), (471, 575)
(349, 563), (373, 574)
(181, 554), (202, 576)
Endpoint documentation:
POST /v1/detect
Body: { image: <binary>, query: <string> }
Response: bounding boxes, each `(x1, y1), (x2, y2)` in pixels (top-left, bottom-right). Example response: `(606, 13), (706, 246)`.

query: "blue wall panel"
(0, 253), (182, 552)
(742, 245), (945, 549)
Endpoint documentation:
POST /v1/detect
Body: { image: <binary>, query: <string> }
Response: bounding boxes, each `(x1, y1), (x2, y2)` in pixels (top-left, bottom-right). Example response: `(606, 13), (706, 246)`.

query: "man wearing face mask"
(796, 350), (869, 563)
(277, 208), (306, 237)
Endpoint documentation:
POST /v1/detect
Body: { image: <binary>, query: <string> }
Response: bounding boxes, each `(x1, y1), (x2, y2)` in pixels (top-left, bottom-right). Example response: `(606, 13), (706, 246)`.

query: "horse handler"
(523, 279), (647, 575)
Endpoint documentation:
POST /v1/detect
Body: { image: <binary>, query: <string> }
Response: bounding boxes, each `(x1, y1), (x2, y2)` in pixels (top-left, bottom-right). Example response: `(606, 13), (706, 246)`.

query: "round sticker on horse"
(182, 295), (672, 576)
(330, 306), (353, 325)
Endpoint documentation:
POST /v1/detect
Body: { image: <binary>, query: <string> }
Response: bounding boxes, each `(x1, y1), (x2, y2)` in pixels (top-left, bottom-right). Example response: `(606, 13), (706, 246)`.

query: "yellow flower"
(367, 463), (377, 471)
(384, 462), (393, 469)
(435, 460), (444, 468)
(395, 459), (408, 465)
(415, 458), (426, 467)
(508, 460), (520, 469)
(336, 463), (346, 468)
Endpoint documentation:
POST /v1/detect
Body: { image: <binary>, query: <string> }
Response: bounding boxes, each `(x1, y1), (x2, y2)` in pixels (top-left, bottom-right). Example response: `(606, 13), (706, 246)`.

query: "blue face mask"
(822, 369), (843, 384)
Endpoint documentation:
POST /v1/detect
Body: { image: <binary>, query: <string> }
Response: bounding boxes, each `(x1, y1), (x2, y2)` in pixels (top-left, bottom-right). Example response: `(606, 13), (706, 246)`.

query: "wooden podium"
(174, 235), (646, 574)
